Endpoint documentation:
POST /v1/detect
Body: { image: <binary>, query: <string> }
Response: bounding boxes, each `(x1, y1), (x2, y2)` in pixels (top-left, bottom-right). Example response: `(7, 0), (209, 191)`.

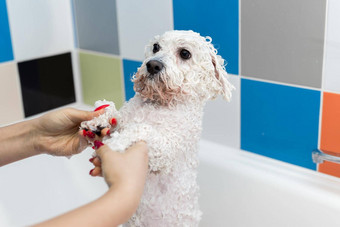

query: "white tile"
(116, 0), (173, 61)
(6, 0), (74, 61)
(323, 0), (340, 93)
(0, 63), (24, 126)
(202, 75), (240, 148)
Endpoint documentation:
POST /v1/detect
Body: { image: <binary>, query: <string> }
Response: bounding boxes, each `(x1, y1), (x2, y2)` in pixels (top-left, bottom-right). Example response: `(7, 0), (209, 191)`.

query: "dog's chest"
(119, 98), (203, 136)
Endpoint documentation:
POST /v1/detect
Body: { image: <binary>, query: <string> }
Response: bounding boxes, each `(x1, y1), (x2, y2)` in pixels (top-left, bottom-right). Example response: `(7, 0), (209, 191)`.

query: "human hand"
(31, 108), (104, 156)
(89, 141), (149, 190)
(80, 103), (118, 141)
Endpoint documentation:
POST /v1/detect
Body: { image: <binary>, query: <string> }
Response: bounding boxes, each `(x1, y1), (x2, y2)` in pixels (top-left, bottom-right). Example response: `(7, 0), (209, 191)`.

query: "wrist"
(29, 118), (45, 155)
(106, 183), (143, 222)
(110, 180), (145, 203)
(0, 118), (41, 166)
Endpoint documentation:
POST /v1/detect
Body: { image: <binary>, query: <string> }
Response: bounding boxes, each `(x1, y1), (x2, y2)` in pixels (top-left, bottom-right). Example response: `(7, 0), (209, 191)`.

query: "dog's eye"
(180, 49), (191, 60)
(153, 43), (161, 53)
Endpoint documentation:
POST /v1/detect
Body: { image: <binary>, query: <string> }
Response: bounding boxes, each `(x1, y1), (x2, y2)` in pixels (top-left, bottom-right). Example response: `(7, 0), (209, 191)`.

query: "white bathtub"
(1, 140), (340, 226)
(198, 140), (340, 227)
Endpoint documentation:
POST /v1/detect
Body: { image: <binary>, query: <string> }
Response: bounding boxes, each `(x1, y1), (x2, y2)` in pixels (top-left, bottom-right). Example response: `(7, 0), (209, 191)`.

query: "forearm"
(0, 119), (40, 166)
(34, 185), (142, 227)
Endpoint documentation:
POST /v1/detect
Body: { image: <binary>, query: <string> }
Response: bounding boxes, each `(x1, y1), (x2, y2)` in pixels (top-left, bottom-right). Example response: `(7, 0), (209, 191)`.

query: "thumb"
(94, 141), (109, 158)
(66, 108), (105, 123)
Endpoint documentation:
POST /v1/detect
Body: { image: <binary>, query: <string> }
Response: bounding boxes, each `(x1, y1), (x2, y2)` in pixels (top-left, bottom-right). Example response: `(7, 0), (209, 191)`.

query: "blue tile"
(0, 0), (13, 63)
(123, 59), (141, 101)
(241, 79), (320, 170)
(173, 0), (239, 75)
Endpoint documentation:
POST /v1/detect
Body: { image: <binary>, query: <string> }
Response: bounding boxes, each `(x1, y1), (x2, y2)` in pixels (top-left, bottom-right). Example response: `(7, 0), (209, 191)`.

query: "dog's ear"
(211, 55), (235, 102)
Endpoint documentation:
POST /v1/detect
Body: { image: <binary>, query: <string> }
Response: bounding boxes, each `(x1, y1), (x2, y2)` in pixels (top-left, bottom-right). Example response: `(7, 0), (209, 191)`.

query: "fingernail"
(89, 169), (94, 175)
(86, 131), (95, 139)
(92, 146), (95, 149)
(94, 104), (110, 112)
(106, 129), (111, 136)
(82, 129), (87, 137)
(94, 140), (104, 149)
(89, 157), (95, 162)
(110, 118), (117, 127)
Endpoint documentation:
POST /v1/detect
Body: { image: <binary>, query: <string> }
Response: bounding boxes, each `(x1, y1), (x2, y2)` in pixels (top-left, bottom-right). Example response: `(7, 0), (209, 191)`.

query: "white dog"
(81, 30), (234, 226)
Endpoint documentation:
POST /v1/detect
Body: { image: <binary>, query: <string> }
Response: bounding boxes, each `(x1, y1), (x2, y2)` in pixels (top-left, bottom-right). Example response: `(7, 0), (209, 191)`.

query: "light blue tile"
(241, 79), (320, 170)
(123, 59), (142, 101)
(173, 0), (239, 75)
(0, 0), (13, 63)
(73, 0), (120, 55)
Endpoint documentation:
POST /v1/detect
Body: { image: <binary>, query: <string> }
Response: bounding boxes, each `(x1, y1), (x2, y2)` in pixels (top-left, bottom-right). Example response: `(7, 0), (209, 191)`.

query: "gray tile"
(73, 0), (120, 55)
(241, 0), (326, 88)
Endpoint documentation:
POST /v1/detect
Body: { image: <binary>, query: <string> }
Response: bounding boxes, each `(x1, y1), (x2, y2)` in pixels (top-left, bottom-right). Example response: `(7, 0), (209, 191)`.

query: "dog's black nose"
(146, 60), (163, 75)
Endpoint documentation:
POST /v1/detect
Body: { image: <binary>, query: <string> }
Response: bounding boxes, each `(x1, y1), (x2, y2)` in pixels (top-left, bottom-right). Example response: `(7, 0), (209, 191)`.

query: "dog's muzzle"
(146, 60), (164, 76)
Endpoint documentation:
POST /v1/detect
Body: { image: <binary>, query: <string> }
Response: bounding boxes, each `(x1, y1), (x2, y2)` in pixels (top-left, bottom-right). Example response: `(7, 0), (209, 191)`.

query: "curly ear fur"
(211, 54), (235, 102)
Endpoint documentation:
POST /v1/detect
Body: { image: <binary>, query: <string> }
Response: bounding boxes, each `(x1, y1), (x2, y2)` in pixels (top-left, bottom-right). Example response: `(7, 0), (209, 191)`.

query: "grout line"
(238, 0), (242, 151)
(318, 91), (324, 152)
(317, 0), (330, 157)
(115, 0), (123, 55)
(322, 88), (340, 96)
(321, 0), (329, 92)
(15, 50), (74, 63)
(240, 75), (322, 92)
(169, 0), (175, 30)
(78, 48), (121, 59)
(5, 0), (17, 61)
(238, 0), (242, 76)
(0, 60), (17, 67)
(113, 0), (121, 55)
(77, 48), (143, 63)
(71, 49), (83, 104)
(120, 58), (127, 102)
(70, 0), (80, 48)
(13, 63), (25, 120)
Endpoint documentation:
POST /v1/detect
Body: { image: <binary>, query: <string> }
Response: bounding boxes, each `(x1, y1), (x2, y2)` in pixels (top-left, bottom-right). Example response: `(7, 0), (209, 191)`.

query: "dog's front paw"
(80, 100), (120, 138)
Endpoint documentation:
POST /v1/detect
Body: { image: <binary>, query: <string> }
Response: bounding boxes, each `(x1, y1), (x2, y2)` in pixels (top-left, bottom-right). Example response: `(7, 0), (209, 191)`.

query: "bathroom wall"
(0, 0), (76, 120)
(1, 0), (340, 177)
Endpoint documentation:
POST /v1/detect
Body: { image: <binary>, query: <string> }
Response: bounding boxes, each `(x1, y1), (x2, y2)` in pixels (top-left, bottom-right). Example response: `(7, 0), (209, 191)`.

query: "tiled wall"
(1, 0), (340, 178)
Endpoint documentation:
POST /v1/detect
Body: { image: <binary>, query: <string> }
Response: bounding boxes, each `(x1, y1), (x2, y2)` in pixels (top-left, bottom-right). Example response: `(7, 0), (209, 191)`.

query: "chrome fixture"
(312, 149), (340, 164)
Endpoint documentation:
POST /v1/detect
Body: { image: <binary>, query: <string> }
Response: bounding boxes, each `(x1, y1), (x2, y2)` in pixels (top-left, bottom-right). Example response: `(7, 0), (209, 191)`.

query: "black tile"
(18, 53), (76, 117)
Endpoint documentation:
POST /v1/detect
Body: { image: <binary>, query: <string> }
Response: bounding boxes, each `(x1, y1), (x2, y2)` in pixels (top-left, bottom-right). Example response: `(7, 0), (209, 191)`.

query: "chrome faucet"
(312, 149), (340, 164)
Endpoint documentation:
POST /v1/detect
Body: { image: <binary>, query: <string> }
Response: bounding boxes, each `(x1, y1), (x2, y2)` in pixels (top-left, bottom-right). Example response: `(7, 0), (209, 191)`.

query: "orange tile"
(319, 161), (340, 178)
(320, 92), (340, 154)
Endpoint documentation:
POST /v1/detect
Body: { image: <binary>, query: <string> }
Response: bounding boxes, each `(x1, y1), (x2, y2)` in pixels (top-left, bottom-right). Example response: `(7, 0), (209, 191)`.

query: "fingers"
(89, 166), (102, 177)
(93, 142), (108, 158)
(91, 156), (102, 167)
(109, 118), (118, 128)
(89, 141), (106, 177)
(89, 156), (102, 176)
(101, 128), (111, 137)
(65, 107), (105, 123)
(80, 129), (100, 141)
(79, 107), (117, 141)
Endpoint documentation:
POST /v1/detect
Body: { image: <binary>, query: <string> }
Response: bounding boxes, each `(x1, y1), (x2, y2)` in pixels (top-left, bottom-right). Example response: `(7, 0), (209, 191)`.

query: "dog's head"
(133, 30), (234, 106)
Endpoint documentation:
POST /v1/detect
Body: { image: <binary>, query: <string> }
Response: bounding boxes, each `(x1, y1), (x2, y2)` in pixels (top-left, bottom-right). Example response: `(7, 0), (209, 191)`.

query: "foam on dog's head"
(133, 30), (235, 106)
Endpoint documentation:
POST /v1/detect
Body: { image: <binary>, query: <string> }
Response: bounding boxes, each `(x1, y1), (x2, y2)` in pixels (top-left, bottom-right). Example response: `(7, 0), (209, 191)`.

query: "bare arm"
(0, 119), (37, 166)
(0, 107), (148, 226)
(0, 108), (103, 166)
(34, 142), (149, 227)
